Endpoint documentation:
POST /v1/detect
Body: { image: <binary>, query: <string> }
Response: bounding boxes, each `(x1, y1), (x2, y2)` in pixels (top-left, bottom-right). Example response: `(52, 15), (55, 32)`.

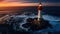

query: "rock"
(22, 18), (52, 31)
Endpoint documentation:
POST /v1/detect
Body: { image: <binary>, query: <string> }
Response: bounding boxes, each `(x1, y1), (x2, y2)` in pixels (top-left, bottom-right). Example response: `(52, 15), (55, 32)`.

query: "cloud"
(0, 0), (4, 2)
(2, 0), (29, 3)
(0, 2), (39, 7)
(1, 0), (40, 3)
(8, 0), (19, 1)
(42, 0), (60, 3)
(42, 2), (60, 6)
(0, 0), (60, 3)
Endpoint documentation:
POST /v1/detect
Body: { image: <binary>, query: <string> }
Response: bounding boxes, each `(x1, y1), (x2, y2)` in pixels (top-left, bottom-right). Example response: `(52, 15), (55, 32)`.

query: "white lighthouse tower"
(37, 3), (42, 21)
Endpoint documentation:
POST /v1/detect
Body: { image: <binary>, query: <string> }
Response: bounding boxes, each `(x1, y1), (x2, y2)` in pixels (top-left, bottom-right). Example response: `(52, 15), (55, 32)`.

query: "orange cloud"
(0, 2), (39, 7)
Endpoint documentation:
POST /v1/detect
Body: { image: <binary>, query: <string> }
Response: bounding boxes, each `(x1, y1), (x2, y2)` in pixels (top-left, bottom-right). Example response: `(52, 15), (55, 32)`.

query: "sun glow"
(0, 2), (38, 7)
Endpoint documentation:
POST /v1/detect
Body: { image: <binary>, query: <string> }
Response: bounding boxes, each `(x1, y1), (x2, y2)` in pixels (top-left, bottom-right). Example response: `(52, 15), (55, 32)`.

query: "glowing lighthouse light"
(39, 4), (42, 6)
(38, 3), (42, 21)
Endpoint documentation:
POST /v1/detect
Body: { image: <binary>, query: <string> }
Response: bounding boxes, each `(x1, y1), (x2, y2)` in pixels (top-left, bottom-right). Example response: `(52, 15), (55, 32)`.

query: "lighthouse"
(37, 3), (42, 21)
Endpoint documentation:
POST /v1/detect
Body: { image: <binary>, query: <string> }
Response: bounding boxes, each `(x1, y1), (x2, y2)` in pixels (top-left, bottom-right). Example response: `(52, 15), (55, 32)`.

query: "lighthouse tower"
(37, 3), (42, 21)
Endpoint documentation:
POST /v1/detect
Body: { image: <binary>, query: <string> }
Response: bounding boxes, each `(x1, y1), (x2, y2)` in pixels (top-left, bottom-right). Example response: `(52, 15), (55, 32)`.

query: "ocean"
(0, 6), (60, 34)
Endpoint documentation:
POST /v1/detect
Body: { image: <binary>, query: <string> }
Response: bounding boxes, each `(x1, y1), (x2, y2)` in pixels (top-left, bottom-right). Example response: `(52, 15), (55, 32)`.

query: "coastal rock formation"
(22, 18), (52, 31)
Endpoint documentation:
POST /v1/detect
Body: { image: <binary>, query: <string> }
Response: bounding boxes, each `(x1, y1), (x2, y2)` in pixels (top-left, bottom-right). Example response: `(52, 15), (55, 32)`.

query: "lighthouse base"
(22, 18), (52, 31)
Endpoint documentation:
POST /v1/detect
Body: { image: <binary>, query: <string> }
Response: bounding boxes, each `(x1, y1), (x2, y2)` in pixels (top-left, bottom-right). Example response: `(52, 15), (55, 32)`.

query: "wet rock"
(22, 18), (52, 31)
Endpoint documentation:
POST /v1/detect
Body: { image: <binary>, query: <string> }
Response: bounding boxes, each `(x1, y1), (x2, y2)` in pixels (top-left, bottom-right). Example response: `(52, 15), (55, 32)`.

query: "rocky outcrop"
(22, 18), (52, 31)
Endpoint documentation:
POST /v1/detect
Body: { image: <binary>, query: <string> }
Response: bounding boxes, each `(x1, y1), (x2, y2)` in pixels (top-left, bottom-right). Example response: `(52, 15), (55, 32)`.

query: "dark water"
(10, 6), (60, 34)
(0, 6), (60, 34)
(42, 6), (60, 16)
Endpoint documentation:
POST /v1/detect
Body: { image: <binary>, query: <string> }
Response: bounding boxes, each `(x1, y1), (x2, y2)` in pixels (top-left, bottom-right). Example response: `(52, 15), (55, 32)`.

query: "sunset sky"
(0, 0), (60, 3)
(0, 0), (60, 14)
(0, 2), (39, 7)
(0, 0), (60, 7)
